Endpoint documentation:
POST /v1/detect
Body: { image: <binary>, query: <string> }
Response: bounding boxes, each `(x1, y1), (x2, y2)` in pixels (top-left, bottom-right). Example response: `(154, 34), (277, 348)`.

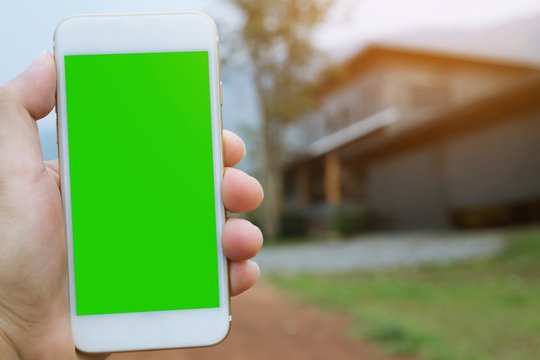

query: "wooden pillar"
(325, 151), (341, 205)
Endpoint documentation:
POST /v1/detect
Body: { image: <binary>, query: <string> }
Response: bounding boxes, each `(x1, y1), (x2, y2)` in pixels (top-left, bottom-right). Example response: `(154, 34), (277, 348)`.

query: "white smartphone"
(54, 12), (229, 353)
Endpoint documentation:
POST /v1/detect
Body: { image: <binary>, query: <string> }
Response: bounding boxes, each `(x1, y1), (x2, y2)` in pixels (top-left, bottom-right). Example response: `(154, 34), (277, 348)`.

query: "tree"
(229, 0), (333, 238)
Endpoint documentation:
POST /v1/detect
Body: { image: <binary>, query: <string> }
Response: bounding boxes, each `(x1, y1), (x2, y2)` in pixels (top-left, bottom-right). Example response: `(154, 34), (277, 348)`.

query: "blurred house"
(283, 43), (540, 231)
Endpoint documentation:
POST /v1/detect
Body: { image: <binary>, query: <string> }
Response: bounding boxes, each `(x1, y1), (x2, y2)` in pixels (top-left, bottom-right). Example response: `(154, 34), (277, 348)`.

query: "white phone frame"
(54, 12), (229, 353)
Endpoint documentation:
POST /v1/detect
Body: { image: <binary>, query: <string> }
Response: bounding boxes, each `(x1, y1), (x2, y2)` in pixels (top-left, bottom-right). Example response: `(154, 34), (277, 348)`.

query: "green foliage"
(228, 0), (335, 123)
(279, 208), (308, 238)
(331, 204), (368, 237)
(270, 228), (540, 360)
(231, 0), (332, 119)
(499, 227), (540, 261)
(365, 321), (430, 355)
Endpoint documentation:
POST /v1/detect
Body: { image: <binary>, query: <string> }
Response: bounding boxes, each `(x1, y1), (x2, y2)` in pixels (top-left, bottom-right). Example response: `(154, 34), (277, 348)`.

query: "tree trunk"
(260, 115), (282, 240)
(253, 75), (282, 239)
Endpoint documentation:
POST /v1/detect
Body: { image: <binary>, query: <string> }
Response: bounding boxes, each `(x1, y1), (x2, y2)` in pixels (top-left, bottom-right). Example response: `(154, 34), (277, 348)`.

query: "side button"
(220, 81), (223, 107)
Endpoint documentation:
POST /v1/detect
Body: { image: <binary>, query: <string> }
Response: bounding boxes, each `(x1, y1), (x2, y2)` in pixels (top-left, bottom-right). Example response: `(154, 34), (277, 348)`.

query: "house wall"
(444, 111), (540, 209)
(364, 109), (540, 229)
(366, 146), (451, 229)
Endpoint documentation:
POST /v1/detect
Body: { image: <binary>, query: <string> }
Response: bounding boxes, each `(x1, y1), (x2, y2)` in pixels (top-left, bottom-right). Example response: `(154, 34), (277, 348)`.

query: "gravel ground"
(256, 231), (506, 273)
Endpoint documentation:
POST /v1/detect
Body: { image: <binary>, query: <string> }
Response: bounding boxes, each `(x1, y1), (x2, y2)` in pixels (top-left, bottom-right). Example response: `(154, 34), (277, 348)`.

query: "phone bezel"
(54, 12), (229, 353)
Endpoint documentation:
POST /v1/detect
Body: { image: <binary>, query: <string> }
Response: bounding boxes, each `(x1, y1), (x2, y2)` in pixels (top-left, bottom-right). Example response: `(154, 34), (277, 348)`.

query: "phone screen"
(64, 51), (220, 316)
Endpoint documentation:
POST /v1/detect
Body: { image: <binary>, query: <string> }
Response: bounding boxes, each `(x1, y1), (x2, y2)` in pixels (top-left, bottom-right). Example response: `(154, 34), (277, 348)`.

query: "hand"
(0, 53), (264, 360)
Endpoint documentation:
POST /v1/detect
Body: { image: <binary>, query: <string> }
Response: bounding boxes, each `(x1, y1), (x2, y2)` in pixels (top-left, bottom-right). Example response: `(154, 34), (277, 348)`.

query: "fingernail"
(241, 140), (247, 160)
(27, 51), (50, 71)
(251, 260), (260, 277)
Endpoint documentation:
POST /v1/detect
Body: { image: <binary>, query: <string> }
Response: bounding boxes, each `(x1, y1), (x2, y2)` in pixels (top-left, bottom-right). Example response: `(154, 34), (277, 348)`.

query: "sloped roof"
(318, 42), (540, 97)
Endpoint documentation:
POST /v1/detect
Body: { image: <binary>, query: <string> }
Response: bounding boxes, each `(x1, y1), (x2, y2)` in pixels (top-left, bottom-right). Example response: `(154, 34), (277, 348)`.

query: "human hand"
(0, 53), (264, 360)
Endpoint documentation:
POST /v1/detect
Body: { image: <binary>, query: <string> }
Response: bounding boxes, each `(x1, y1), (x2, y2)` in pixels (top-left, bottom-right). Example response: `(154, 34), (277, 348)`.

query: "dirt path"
(111, 283), (412, 360)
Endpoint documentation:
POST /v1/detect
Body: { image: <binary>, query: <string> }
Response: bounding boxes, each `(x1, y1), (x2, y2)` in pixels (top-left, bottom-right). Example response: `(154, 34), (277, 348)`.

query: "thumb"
(2, 52), (56, 120)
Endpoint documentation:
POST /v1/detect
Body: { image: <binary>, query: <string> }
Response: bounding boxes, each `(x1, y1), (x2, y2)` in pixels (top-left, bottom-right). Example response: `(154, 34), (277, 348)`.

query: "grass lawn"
(269, 228), (540, 360)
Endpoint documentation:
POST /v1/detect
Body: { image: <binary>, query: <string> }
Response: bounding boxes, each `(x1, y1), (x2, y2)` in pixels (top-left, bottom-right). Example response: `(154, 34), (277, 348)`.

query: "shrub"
(332, 204), (368, 237)
(279, 208), (308, 238)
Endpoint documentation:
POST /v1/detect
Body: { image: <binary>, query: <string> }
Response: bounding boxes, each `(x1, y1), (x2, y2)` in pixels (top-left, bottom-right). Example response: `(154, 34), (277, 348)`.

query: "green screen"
(64, 51), (220, 316)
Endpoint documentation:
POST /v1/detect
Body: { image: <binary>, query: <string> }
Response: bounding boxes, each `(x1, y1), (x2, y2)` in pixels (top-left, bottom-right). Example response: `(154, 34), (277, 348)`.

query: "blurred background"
(2, 0), (540, 359)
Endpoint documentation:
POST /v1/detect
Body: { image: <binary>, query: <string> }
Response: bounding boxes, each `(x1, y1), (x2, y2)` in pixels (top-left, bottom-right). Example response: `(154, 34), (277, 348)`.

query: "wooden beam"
(325, 151), (342, 205)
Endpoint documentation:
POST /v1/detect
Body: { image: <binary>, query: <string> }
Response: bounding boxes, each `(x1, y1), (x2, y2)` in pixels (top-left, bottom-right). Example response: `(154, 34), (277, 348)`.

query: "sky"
(1, 0), (540, 161)
(315, 0), (540, 57)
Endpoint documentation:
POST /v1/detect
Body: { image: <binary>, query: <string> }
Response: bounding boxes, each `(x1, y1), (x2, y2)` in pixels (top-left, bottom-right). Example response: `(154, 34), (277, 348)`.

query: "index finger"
(223, 130), (246, 167)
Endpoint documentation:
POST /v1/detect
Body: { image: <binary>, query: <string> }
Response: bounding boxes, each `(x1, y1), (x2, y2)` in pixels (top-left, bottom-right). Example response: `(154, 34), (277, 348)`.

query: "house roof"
(369, 40), (540, 70)
(318, 42), (540, 97)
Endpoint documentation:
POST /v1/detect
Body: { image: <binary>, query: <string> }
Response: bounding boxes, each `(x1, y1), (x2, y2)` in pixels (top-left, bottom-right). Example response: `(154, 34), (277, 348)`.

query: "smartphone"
(54, 12), (228, 353)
